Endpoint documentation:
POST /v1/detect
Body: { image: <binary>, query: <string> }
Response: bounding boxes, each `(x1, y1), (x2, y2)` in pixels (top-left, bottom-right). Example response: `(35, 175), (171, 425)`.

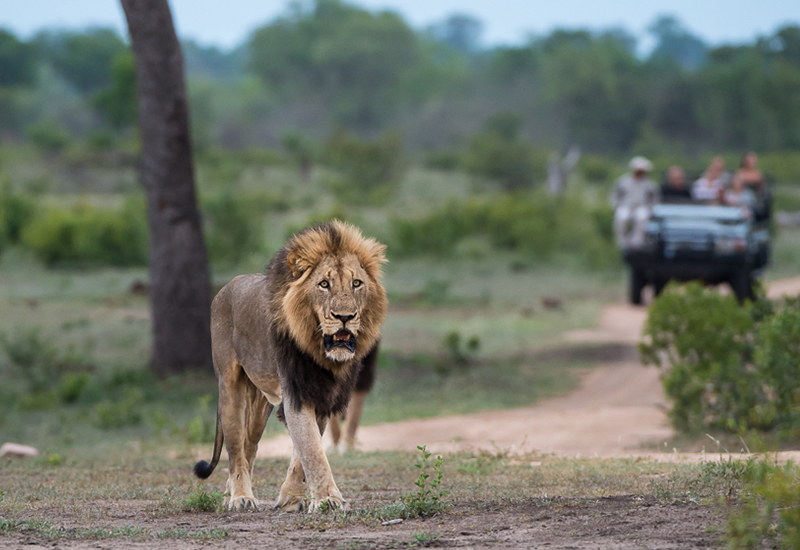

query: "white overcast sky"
(1, 0), (798, 51)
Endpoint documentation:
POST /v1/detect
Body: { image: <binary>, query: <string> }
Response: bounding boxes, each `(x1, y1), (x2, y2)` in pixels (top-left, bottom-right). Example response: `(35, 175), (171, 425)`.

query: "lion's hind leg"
(274, 447), (306, 512)
(219, 366), (263, 511)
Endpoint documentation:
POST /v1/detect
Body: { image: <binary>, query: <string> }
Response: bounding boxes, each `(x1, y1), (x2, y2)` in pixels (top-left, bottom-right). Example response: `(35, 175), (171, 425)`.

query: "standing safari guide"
(610, 156), (660, 249)
(193, 221), (388, 512)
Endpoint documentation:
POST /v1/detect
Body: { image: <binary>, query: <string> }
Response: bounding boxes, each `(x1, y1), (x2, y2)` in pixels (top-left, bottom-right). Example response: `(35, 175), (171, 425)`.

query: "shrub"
(423, 149), (462, 171)
(640, 283), (800, 434)
(27, 120), (70, 153)
(323, 129), (405, 194)
(0, 183), (36, 249)
(390, 192), (618, 268)
(760, 151), (800, 184)
(202, 191), (263, 266)
(640, 282), (756, 432)
(464, 132), (544, 190)
(753, 303), (800, 433)
(21, 195), (147, 266)
(0, 326), (92, 394)
(579, 154), (617, 183)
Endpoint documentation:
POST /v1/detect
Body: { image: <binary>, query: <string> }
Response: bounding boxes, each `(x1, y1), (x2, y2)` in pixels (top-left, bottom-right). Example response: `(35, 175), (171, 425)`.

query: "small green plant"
(181, 488), (225, 513)
(442, 331), (481, 366)
(401, 445), (447, 518)
(726, 460), (800, 549)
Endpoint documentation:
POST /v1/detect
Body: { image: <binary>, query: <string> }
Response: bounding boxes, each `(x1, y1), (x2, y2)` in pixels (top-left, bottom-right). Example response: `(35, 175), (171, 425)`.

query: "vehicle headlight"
(715, 237), (747, 254)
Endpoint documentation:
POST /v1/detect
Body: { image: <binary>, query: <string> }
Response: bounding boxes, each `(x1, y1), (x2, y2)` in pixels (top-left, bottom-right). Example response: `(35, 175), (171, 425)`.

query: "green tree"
(35, 28), (127, 93)
(92, 51), (138, 129)
(0, 29), (37, 87)
(247, 0), (420, 130)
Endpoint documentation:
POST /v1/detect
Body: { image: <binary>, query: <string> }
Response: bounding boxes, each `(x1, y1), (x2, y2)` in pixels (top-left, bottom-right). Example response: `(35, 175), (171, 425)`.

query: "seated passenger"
(661, 166), (692, 201)
(735, 151), (765, 192)
(722, 174), (756, 219)
(610, 156), (660, 249)
(692, 157), (729, 202)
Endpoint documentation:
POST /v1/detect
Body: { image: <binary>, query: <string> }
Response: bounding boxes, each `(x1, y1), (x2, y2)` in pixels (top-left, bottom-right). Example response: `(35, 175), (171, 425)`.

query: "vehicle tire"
(629, 268), (645, 305)
(654, 278), (667, 297)
(731, 269), (753, 303)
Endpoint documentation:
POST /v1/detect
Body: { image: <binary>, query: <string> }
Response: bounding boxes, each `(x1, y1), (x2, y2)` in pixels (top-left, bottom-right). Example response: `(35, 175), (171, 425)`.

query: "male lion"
(194, 221), (387, 512)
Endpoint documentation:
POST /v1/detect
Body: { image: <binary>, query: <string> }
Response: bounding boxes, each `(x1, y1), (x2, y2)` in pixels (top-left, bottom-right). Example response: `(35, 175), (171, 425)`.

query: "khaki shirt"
(610, 174), (660, 209)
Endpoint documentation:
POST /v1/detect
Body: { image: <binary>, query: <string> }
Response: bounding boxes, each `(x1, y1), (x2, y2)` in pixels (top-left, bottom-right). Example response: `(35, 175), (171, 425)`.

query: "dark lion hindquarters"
(354, 343), (379, 393)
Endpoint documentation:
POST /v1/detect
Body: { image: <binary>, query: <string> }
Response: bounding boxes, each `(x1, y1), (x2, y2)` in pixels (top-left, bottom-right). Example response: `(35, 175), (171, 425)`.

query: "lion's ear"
(286, 249), (312, 279)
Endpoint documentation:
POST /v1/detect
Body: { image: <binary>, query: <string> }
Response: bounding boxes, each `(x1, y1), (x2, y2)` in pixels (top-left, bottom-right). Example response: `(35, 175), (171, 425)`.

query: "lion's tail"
(193, 405), (223, 479)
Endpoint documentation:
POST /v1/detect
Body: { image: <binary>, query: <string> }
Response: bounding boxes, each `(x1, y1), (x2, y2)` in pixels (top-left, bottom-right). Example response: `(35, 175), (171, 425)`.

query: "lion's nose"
(332, 313), (356, 325)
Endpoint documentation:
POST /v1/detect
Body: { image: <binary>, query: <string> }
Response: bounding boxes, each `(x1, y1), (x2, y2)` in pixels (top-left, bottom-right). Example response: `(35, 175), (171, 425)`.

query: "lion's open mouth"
(324, 329), (357, 353)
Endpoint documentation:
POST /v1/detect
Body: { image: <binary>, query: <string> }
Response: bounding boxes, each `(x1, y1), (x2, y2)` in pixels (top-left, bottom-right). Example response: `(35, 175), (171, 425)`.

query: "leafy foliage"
(323, 128), (405, 195)
(640, 282), (800, 434)
(391, 191), (617, 267)
(401, 445), (448, 518)
(727, 461), (800, 549)
(21, 195), (147, 267)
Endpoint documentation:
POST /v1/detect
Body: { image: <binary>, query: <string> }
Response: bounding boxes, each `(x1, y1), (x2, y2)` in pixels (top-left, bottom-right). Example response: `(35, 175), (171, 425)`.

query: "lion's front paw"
(227, 495), (260, 512)
(307, 494), (347, 513)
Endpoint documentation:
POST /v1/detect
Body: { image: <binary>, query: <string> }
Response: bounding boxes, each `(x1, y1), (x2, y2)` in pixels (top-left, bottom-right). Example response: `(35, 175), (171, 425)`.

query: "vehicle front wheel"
(629, 267), (645, 305)
(731, 269), (754, 303)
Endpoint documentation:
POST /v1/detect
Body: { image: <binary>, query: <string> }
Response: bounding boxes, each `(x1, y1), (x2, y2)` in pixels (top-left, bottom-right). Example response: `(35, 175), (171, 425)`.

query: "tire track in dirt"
(251, 277), (800, 460)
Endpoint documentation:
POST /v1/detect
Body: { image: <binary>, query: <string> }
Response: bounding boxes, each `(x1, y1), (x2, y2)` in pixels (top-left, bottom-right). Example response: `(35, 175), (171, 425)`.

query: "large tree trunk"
(121, 0), (212, 375)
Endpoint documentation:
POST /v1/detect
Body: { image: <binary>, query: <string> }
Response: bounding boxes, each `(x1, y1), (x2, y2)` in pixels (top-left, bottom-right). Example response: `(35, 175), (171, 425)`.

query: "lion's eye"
(353, 279), (363, 288)
(319, 280), (329, 289)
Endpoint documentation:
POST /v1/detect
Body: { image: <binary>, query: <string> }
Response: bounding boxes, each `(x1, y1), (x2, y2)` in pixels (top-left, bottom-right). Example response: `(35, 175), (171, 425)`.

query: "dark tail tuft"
(192, 405), (223, 480)
(193, 460), (214, 479)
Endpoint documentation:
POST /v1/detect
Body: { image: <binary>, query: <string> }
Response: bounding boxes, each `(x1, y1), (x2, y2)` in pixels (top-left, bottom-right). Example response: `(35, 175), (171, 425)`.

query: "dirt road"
(253, 276), (800, 461)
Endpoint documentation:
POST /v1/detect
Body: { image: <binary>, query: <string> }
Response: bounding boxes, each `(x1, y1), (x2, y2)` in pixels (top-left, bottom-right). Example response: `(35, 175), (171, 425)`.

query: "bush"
(0, 326), (92, 394)
(462, 113), (547, 190)
(464, 132), (545, 190)
(579, 154), (617, 183)
(640, 283), (800, 434)
(390, 191), (618, 268)
(21, 195), (147, 266)
(202, 191), (263, 266)
(27, 120), (70, 154)
(323, 129), (405, 194)
(0, 183), (36, 250)
(760, 151), (800, 184)
(423, 150), (462, 171)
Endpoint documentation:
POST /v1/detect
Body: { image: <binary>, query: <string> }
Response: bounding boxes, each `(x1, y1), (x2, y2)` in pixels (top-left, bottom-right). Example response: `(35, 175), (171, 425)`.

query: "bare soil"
(8, 496), (723, 550)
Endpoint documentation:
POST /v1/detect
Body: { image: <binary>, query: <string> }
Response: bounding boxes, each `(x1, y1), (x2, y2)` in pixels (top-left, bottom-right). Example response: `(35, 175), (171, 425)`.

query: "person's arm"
(610, 178), (624, 208)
